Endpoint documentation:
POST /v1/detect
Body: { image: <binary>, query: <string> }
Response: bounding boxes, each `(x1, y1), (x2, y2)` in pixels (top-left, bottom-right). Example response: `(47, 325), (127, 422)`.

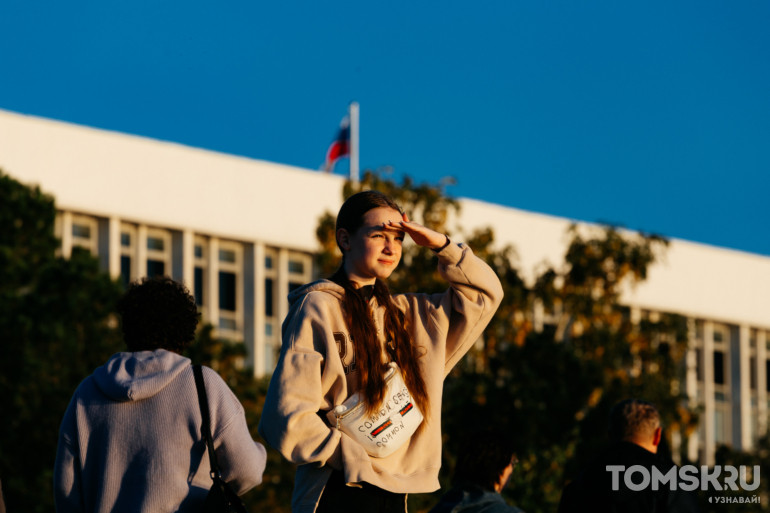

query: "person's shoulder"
(487, 492), (525, 513)
(289, 280), (344, 309)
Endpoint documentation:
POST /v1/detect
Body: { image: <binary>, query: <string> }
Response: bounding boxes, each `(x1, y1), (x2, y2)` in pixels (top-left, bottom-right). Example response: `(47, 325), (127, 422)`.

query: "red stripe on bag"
(370, 419), (393, 437)
(399, 403), (413, 416)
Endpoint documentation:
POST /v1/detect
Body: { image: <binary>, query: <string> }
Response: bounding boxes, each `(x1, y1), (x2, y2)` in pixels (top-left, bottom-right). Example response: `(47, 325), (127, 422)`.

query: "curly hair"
(116, 276), (199, 353)
(451, 428), (518, 491)
(608, 398), (661, 442)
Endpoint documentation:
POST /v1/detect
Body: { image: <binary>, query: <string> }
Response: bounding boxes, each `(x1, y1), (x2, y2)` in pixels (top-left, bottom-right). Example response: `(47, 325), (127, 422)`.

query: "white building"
(1, 109), (768, 466)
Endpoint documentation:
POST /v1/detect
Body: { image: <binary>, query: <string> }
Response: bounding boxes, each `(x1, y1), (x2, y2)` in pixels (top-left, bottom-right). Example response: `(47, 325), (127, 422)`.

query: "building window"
(72, 223), (91, 239)
(288, 259), (305, 274)
(264, 249), (278, 320)
(194, 237), (207, 308)
(147, 236), (165, 251)
(147, 260), (165, 278)
(219, 271), (236, 311)
(713, 351), (725, 385)
(766, 360), (770, 393)
(146, 229), (171, 278)
(217, 241), (242, 334)
(263, 248), (280, 362)
(194, 267), (204, 307)
(287, 251), (311, 308)
(120, 224), (137, 289)
(120, 256), (132, 289)
(219, 248), (237, 264)
(288, 252), (311, 285)
(710, 322), (732, 448)
(71, 215), (98, 253)
(265, 278), (274, 317)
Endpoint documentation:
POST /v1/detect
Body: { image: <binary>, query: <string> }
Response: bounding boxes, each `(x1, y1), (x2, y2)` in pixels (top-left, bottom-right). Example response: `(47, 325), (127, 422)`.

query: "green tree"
(444, 223), (697, 512)
(0, 170), (124, 512)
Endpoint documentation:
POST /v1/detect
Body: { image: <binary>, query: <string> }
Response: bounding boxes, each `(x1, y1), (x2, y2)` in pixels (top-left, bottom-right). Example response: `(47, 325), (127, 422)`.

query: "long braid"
(330, 268), (388, 413)
(374, 279), (431, 420)
(330, 268), (430, 419)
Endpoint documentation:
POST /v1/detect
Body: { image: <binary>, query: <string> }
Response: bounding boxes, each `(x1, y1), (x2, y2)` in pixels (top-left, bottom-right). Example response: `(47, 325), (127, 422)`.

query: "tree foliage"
(0, 170), (124, 512)
(447, 222), (695, 512)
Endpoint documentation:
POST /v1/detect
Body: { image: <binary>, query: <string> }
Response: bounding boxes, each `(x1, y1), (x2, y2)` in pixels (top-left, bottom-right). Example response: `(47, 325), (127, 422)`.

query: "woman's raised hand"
(387, 213), (447, 250)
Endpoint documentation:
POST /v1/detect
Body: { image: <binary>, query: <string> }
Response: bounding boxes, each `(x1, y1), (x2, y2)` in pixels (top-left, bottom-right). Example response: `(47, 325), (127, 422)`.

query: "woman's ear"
(336, 228), (351, 252)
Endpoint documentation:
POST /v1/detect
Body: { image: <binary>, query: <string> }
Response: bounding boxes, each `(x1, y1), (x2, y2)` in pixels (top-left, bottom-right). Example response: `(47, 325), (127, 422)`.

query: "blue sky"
(2, 1), (769, 256)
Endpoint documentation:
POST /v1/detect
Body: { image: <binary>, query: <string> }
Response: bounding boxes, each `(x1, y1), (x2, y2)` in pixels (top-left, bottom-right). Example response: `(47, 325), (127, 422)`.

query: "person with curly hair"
(54, 276), (266, 512)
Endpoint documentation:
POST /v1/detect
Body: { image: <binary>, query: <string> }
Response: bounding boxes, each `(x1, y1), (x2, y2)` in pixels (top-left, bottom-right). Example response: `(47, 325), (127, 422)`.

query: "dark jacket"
(558, 441), (699, 513)
(429, 483), (525, 513)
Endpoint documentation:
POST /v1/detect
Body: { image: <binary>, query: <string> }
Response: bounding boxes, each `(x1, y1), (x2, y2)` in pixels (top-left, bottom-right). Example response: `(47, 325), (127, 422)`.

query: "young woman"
(258, 191), (503, 513)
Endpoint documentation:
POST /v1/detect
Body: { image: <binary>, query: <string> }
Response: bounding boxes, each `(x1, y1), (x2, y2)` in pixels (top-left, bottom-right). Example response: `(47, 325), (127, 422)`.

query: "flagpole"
(349, 101), (359, 184)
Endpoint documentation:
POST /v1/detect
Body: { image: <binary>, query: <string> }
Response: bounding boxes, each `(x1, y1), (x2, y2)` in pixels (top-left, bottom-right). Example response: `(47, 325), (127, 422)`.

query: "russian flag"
(324, 116), (350, 172)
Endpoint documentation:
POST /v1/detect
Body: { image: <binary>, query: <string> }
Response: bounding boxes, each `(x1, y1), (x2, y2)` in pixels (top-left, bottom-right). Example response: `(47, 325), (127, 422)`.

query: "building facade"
(1, 109), (768, 465)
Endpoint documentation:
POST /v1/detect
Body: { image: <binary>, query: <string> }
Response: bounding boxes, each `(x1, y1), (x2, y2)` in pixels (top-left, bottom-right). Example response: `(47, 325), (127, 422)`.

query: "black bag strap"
(193, 364), (222, 479)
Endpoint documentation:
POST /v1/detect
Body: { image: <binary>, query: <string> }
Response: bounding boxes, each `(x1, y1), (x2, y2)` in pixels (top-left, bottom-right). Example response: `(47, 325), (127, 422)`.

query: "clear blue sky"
(2, 1), (769, 256)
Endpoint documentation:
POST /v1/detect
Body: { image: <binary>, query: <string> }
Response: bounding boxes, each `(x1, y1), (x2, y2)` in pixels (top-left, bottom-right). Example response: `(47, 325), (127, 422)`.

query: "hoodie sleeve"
(203, 367), (267, 495)
(257, 293), (352, 469)
(54, 398), (85, 513)
(399, 242), (504, 374)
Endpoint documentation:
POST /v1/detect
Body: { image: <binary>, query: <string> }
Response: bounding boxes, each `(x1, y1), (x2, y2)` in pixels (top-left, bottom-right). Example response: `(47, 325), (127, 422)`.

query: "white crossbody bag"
(326, 362), (424, 458)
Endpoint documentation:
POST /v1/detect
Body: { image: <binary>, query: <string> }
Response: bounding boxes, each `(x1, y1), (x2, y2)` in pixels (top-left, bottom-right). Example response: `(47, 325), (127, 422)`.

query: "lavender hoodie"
(54, 349), (265, 512)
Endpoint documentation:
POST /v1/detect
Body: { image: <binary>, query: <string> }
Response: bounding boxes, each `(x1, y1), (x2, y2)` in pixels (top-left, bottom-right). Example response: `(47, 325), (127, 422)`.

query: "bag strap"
(193, 364), (222, 479)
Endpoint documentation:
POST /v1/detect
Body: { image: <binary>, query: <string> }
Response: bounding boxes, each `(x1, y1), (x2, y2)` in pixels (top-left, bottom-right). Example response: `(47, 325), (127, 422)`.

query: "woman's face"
(341, 207), (404, 286)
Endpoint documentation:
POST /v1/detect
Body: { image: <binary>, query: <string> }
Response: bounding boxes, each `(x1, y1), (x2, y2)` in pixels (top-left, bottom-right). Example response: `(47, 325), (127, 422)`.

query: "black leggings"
(315, 470), (407, 513)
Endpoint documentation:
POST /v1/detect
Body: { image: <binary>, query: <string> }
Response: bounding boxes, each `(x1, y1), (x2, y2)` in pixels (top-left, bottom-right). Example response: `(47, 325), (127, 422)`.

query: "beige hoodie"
(258, 242), (503, 512)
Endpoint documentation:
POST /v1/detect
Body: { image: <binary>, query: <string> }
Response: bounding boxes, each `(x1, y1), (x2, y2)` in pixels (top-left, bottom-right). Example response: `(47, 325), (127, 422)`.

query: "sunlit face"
(339, 207), (404, 287)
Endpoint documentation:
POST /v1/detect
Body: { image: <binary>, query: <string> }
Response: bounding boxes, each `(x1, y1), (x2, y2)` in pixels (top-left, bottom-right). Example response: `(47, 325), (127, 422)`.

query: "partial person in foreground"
(258, 190), (504, 513)
(54, 277), (266, 512)
(558, 398), (700, 513)
(429, 428), (525, 513)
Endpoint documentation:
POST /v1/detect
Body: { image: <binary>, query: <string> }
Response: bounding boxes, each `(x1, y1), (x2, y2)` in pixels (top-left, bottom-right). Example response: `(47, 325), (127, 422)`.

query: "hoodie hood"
(287, 279), (344, 307)
(93, 349), (191, 401)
